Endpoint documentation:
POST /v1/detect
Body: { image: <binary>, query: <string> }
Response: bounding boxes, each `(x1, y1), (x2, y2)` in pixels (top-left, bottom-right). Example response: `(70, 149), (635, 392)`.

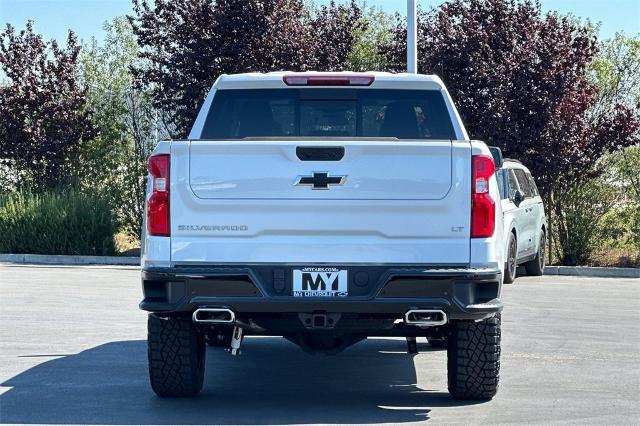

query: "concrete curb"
(0, 254), (139, 266)
(0, 254), (637, 277)
(544, 265), (639, 278)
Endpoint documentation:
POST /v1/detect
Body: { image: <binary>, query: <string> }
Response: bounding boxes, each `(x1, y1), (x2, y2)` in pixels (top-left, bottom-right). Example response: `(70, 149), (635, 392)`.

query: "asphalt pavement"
(0, 265), (638, 425)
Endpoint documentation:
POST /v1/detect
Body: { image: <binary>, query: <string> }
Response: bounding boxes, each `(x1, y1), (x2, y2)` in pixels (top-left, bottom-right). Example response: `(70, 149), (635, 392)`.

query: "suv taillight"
(471, 155), (496, 238)
(147, 154), (170, 236)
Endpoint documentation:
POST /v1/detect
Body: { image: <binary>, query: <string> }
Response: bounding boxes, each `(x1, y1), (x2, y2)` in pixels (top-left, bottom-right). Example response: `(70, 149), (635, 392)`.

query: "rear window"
(200, 89), (456, 140)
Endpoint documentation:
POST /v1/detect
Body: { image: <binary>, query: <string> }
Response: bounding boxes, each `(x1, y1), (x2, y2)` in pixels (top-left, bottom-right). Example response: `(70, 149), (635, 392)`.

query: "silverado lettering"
(177, 225), (249, 231)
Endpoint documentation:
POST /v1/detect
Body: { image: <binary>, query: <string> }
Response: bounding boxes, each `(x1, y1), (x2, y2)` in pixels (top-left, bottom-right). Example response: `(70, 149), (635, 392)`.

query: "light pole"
(407, 0), (417, 73)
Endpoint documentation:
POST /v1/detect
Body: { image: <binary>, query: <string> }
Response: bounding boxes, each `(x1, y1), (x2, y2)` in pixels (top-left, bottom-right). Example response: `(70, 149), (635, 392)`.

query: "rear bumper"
(140, 264), (502, 321)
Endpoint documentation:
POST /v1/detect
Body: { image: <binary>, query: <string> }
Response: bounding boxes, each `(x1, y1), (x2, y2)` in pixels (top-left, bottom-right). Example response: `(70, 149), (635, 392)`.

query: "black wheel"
(427, 337), (448, 349)
(524, 232), (545, 276)
(148, 314), (206, 397)
(504, 232), (517, 284)
(447, 314), (501, 400)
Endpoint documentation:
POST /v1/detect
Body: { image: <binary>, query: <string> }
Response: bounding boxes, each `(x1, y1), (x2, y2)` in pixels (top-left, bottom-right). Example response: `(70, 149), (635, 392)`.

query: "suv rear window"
(201, 89), (456, 140)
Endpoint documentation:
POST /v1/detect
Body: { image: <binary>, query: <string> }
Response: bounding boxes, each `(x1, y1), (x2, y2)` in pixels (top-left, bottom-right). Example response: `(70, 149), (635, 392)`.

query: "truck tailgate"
(170, 140), (471, 264)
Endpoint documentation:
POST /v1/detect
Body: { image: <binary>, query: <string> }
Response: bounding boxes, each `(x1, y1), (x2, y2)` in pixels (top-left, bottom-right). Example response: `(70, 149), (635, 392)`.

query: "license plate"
(292, 267), (348, 297)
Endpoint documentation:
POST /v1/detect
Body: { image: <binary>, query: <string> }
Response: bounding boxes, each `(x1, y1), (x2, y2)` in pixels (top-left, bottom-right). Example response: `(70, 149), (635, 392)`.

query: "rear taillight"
(471, 155), (496, 238)
(147, 154), (170, 236)
(283, 74), (375, 86)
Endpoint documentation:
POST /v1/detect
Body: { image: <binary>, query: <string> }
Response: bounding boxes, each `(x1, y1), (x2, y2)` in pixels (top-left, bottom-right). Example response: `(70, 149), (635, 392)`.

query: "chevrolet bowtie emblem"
(295, 172), (346, 190)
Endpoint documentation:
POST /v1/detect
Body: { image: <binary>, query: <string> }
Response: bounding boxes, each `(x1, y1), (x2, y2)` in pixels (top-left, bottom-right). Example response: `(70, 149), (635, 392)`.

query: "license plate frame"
(292, 267), (348, 297)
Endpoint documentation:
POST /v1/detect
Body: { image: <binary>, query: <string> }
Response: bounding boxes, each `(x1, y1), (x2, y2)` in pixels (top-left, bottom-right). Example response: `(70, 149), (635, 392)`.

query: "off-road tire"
(447, 314), (501, 400)
(524, 232), (545, 276)
(504, 233), (517, 284)
(148, 314), (206, 397)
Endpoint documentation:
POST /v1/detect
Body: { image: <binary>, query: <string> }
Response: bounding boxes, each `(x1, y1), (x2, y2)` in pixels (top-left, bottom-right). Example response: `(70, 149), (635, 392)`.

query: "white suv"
(496, 159), (547, 283)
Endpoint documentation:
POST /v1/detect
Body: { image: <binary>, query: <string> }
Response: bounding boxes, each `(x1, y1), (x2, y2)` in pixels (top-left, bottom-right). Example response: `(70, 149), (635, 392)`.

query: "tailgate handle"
(296, 146), (345, 161)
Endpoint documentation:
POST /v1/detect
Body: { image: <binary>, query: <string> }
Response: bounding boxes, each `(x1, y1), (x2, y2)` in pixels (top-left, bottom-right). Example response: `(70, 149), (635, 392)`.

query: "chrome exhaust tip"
(404, 309), (447, 327)
(192, 308), (236, 324)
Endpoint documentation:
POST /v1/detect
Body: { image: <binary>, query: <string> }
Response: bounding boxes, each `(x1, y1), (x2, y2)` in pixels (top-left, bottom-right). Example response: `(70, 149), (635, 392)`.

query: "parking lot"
(0, 264), (638, 425)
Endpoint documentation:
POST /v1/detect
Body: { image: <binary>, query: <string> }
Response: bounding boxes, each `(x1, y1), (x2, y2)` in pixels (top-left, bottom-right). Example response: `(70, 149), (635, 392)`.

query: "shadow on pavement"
(1, 337), (481, 424)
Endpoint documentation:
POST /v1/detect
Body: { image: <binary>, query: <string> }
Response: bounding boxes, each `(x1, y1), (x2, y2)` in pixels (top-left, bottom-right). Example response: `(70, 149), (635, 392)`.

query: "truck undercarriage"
(142, 264), (501, 360)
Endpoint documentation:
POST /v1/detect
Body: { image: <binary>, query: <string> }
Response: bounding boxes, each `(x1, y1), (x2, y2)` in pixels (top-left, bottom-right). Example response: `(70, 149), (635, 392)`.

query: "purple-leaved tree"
(383, 0), (639, 196)
(0, 22), (96, 189)
(129, 0), (365, 137)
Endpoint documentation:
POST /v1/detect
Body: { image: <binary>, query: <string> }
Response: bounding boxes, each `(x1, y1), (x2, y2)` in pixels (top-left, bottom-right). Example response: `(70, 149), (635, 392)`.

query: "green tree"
(553, 176), (616, 265)
(606, 145), (640, 259)
(551, 33), (640, 265)
(76, 17), (135, 197)
(79, 17), (158, 239)
(589, 33), (640, 117)
(346, 4), (394, 71)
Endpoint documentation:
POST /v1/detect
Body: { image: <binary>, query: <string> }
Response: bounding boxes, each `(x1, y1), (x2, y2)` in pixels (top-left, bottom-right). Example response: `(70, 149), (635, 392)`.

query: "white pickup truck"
(141, 72), (504, 400)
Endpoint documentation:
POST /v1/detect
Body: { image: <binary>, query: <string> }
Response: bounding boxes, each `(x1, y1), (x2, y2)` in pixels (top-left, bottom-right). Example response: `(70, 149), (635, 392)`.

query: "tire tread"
(148, 314), (205, 397)
(447, 314), (501, 400)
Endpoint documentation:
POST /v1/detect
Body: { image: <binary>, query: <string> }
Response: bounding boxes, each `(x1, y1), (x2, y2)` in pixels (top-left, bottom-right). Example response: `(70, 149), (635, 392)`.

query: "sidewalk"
(1, 254), (638, 278)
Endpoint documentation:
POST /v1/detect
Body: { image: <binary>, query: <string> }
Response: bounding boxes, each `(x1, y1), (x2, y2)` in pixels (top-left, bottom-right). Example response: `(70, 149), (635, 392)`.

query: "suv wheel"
(524, 232), (545, 276)
(503, 233), (517, 284)
(148, 314), (206, 397)
(447, 314), (501, 400)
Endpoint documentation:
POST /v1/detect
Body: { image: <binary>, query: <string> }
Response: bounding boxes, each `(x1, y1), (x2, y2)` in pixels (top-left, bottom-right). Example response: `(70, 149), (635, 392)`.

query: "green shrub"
(609, 145), (640, 252)
(0, 190), (117, 255)
(552, 178), (617, 266)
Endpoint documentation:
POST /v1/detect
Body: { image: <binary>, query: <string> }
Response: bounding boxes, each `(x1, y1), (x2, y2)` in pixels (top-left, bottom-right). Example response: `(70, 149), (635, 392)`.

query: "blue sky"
(1, 0), (638, 44)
